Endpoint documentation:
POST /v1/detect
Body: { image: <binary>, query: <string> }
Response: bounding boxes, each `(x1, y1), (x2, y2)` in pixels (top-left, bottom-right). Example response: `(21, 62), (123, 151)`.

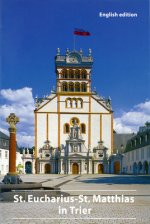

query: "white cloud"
(0, 87), (34, 104)
(135, 101), (150, 113)
(114, 100), (150, 134)
(0, 87), (35, 147)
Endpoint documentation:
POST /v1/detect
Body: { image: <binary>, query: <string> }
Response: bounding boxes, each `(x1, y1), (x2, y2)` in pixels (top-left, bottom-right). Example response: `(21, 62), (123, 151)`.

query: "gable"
(91, 96), (111, 113)
(37, 96), (57, 112)
(69, 153), (85, 158)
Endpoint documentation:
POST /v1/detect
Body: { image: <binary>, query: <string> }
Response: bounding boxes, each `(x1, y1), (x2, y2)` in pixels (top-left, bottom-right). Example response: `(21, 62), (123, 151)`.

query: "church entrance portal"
(114, 161), (120, 174)
(25, 161), (32, 174)
(45, 164), (51, 174)
(72, 163), (79, 174)
(98, 164), (104, 174)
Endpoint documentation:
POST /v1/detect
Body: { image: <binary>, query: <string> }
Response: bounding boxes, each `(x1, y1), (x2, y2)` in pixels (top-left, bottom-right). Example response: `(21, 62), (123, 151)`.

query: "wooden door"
(72, 163), (79, 174)
(114, 161), (120, 174)
(45, 164), (51, 174)
(98, 164), (104, 174)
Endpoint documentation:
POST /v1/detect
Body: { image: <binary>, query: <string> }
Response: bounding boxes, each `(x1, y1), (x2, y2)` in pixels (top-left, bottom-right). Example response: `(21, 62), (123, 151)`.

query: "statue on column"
(3, 113), (22, 184)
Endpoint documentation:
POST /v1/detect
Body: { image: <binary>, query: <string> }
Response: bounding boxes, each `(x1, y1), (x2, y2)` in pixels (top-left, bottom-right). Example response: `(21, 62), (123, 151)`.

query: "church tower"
(55, 48), (93, 95)
(34, 48), (113, 174)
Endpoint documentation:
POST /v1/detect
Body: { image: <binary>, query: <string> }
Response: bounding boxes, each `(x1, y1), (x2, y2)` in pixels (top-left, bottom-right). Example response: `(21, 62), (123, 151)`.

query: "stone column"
(6, 113), (19, 175)
(60, 159), (63, 174)
(68, 159), (70, 174)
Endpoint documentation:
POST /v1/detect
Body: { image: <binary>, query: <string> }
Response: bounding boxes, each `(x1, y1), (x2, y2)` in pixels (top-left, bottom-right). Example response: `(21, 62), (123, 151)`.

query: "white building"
(0, 131), (22, 175)
(34, 48), (114, 174)
(122, 123), (150, 174)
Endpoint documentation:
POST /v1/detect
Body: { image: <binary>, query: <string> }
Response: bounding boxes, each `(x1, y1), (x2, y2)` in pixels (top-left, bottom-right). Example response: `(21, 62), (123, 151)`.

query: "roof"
(125, 126), (150, 152)
(91, 93), (112, 112)
(0, 131), (20, 152)
(114, 133), (135, 153)
(0, 131), (9, 140)
(55, 49), (93, 68)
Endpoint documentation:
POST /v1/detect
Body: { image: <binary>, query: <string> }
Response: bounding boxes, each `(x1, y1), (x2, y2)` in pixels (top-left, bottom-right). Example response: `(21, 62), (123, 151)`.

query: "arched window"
(75, 69), (80, 79)
(69, 82), (74, 92)
(81, 69), (87, 79)
(72, 98), (77, 108)
(62, 82), (68, 91)
(64, 123), (70, 134)
(69, 69), (74, 79)
(75, 82), (80, 92)
(70, 117), (80, 126)
(80, 123), (86, 134)
(81, 82), (87, 92)
(77, 98), (83, 108)
(61, 69), (68, 79)
(66, 98), (72, 108)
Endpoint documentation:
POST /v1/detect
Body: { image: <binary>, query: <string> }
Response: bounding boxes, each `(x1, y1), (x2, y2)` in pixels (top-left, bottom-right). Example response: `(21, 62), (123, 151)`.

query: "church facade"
(34, 48), (113, 174)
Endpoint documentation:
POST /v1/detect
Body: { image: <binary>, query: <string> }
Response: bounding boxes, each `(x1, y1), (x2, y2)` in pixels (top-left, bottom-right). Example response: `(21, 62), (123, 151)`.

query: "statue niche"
(71, 119), (79, 139)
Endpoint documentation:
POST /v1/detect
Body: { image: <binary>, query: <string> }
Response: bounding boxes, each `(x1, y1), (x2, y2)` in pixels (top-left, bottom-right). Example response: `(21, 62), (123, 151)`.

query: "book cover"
(0, 0), (149, 223)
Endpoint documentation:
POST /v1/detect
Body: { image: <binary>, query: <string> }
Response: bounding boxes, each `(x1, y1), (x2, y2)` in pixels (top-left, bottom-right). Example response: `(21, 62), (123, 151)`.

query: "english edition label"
(99, 12), (138, 18)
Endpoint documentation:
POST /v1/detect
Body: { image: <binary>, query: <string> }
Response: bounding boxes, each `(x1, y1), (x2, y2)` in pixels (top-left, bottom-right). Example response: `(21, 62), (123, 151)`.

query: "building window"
(61, 69), (68, 78)
(69, 69), (74, 79)
(80, 123), (86, 134)
(75, 69), (80, 79)
(128, 152), (130, 162)
(81, 82), (87, 92)
(66, 98), (72, 108)
(5, 151), (8, 159)
(147, 147), (150, 158)
(72, 98), (77, 108)
(3, 140), (7, 146)
(75, 82), (80, 92)
(134, 139), (136, 146)
(145, 134), (148, 142)
(136, 149), (139, 160)
(62, 82), (68, 91)
(64, 123), (70, 134)
(141, 149), (144, 160)
(69, 82), (74, 92)
(132, 151), (134, 161)
(81, 69), (87, 79)
(66, 98), (83, 109)
(77, 98), (83, 108)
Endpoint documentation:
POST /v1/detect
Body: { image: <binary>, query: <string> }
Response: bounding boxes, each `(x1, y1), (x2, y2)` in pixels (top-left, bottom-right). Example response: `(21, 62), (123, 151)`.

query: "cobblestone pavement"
(0, 174), (150, 224)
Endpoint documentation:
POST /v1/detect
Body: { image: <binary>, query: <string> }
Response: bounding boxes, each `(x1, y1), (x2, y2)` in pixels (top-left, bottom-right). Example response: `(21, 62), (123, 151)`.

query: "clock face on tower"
(67, 56), (79, 63)
(66, 53), (81, 64)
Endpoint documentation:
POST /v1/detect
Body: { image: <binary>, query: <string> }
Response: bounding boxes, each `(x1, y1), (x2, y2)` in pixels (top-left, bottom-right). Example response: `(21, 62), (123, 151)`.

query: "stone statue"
(73, 145), (78, 152)
(72, 119), (78, 138)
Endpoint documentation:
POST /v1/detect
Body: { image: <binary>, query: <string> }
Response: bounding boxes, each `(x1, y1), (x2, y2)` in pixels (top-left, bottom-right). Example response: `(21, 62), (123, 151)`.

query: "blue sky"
(0, 0), (150, 146)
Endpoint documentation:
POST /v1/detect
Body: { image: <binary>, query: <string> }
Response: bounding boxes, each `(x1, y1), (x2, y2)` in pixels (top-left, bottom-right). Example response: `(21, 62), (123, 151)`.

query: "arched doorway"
(143, 161), (148, 174)
(72, 163), (79, 174)
(114, 161), (120, 174)
(25, 161), (32, 174)
(133, 162), (137, 174)
(45, 164), (51, 174)
(137, 161), (142, 174)
(98, 164), (104, 174)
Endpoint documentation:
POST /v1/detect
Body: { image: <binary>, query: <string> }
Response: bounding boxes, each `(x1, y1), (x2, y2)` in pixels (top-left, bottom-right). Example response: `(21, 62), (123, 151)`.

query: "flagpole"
(73, 34), (76, 51)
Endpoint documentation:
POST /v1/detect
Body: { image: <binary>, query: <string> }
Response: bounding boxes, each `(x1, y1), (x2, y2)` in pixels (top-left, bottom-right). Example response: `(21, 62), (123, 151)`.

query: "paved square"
(0, 174), (150, 224)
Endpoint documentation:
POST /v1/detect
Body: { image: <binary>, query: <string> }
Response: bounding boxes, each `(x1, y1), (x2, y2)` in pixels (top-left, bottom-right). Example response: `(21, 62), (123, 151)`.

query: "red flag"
(74, 28), (91, 36)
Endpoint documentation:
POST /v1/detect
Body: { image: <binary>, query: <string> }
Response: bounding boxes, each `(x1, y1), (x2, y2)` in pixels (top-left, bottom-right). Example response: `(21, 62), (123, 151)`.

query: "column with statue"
(3, 113), (22, 184)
